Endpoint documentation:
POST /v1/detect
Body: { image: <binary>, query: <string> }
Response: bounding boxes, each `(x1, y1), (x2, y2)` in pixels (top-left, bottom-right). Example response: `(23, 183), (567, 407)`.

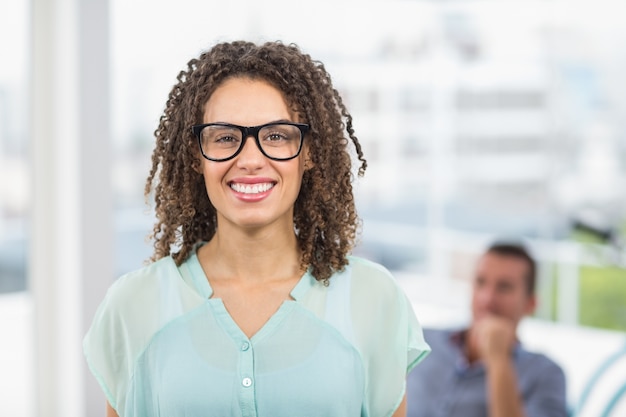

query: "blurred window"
(0, 0), (29, 293)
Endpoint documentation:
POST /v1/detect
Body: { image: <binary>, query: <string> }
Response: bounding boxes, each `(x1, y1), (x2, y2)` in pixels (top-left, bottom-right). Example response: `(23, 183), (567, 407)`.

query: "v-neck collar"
(182, 245), (318, 343)
(183, 244), (316, 301)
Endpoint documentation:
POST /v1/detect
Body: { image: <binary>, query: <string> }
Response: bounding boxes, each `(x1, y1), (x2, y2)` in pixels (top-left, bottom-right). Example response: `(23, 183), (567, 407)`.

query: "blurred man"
(407, 242), (567, 417)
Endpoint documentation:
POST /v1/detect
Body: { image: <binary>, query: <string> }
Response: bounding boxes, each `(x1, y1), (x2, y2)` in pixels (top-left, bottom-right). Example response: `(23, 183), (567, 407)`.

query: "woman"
(84, 40), (430, 417)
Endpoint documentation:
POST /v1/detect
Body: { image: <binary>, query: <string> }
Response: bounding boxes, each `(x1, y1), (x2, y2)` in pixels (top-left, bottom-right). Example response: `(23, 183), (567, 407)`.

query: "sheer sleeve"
(82, 258), (191, 415)
(83, 275), (143, 411)
(349, 257), (431, 417)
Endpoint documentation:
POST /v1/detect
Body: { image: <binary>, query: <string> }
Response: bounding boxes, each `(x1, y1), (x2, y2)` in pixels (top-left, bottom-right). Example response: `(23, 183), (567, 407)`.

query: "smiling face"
(200, 77), (308, 232)
(471, 252), (537, 329)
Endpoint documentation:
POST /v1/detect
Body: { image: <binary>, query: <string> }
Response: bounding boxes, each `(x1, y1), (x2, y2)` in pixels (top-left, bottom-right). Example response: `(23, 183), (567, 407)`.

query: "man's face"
(471, 252), (536, 328)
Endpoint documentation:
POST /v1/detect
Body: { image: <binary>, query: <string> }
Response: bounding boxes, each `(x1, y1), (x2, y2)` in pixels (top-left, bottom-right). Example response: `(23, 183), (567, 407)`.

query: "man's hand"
(472, 315), (516, 363)
(471, 316), (528, 417)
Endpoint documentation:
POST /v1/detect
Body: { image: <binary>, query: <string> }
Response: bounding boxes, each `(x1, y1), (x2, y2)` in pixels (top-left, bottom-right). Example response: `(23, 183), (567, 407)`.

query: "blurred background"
(1, 0), (625, 416)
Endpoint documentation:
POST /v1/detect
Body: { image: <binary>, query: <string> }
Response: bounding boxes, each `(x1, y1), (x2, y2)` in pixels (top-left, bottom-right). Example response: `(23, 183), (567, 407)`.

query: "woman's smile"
(229, 181), (275, 195)
(228, 179), (276, 202)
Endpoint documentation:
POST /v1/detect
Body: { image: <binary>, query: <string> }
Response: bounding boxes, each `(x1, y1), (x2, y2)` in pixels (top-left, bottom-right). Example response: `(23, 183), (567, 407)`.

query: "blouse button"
(242, 377), (253, 387)
(241, 342), (250, 351)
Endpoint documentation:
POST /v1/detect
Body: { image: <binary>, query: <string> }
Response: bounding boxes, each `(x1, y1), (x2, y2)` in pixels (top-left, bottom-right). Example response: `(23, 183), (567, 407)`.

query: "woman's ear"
(303, 146), (315, 171)
(304, 157), (315, 171)
(191, 158), (204, 174)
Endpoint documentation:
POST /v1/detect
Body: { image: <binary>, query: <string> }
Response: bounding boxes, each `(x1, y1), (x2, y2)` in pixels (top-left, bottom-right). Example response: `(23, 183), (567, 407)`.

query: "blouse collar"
(184, 244), (317, 301)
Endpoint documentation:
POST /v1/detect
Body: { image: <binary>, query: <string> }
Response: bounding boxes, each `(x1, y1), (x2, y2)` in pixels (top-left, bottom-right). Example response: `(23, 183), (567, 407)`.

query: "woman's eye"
(262, 130), (293, 142)
(267, 133), (287, 141)
(215, 134), (239, 143)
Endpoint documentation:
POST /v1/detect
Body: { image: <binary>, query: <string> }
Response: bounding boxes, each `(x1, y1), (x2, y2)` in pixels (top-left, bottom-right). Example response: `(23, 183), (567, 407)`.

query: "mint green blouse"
(83, 250), (430, 417)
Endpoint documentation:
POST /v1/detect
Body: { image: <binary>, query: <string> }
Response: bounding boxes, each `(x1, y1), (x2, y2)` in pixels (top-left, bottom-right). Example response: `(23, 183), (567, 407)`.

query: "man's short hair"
(486, 242), (536, 295)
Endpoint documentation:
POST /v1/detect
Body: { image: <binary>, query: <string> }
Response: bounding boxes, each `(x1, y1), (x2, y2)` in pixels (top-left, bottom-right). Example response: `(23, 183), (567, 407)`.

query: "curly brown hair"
(145, 40), (367, 282)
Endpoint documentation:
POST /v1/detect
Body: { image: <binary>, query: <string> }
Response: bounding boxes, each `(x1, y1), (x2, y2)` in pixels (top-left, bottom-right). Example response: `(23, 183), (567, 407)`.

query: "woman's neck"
(198, 222), (303, 285)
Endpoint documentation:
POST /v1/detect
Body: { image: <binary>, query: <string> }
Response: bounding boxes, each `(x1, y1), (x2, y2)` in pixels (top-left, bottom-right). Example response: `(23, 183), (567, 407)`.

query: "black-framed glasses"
(191, 122), (310, 162)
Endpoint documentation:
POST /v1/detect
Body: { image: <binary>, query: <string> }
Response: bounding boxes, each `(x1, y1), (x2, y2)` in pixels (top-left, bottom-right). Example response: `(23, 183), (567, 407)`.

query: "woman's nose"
(235, 136), (266, 168)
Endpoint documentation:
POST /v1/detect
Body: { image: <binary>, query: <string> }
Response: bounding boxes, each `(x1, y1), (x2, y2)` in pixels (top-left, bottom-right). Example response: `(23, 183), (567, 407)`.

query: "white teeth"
(230, 182), (274, 194)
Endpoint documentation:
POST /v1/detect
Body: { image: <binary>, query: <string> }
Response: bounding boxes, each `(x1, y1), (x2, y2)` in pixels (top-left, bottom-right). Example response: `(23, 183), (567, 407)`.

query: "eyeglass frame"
(191, 121), (310, 162)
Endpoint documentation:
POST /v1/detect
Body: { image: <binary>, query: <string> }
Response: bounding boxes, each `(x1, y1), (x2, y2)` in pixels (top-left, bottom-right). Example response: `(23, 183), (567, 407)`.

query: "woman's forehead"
(202, 78), (297, 125)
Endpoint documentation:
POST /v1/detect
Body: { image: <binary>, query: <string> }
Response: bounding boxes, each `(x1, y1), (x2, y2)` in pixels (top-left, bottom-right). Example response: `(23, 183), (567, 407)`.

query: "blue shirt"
(83, 250), (430, 417)
(406, 328), (567, 417)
